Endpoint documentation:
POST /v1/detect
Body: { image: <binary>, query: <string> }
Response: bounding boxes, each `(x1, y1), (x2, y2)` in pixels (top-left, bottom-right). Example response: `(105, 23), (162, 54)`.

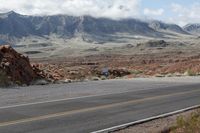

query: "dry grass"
(170, 110), (200, 133)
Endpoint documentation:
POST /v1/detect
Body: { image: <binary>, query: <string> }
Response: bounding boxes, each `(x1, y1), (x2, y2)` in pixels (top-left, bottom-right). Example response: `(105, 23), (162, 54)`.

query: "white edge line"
(92, 104), (200, 133)
(0, 87), (162, 109)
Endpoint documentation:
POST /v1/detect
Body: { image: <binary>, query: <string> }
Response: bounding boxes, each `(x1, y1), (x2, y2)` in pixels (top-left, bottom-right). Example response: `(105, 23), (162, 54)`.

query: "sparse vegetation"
(155, 74), (165, 77)
(0, 69), (10, 87)
(130, 69), (143, 75)
(15, 80), (22, 86)
(170, 110), (200, 133)
(184, 69), (196, 76)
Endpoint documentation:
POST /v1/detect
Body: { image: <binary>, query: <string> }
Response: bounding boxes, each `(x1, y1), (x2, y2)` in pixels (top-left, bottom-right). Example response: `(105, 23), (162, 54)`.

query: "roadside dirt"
(31, 50), (200, 81)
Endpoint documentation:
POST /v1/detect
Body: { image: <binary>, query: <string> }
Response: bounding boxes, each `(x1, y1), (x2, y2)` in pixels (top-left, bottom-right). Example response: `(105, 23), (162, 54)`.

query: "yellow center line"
(0, 89), (200, 127)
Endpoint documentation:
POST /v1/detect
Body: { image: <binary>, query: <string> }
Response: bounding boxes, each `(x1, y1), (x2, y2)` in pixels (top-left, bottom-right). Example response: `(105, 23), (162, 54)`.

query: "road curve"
(0, 83), (200, 133)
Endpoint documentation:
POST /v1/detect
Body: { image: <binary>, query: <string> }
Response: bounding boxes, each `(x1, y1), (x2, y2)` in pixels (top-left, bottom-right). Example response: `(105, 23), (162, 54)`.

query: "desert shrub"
(184, 69), (196, 76)
(0, 69), (10, 87)
(130, 69), (143, 75)
(100, 76), (107, 80)
(171, 110), (200, 133)
(15, 80), (22, 85)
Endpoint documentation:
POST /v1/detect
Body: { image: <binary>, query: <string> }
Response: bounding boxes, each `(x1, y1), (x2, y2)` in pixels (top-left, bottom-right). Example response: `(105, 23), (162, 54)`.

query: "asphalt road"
(0, 83), (200, 133)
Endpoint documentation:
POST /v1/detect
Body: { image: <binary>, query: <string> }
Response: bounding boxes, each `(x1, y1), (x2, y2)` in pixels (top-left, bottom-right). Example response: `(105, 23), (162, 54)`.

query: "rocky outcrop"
(31, 63), (65, 81)
(0, 45), (39, 85)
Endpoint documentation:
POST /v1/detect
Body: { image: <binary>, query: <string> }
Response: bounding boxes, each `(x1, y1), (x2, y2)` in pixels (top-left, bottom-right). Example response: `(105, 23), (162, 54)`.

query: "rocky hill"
(0, 11), (192, 44)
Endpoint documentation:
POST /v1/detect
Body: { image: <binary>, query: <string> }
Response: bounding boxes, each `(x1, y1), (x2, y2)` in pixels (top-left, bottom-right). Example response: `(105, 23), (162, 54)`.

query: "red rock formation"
(0, 45), (39, 85)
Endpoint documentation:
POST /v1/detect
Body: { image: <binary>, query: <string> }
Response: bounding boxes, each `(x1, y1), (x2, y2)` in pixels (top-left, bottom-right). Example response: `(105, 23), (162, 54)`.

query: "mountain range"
(0, 11), (200, 44)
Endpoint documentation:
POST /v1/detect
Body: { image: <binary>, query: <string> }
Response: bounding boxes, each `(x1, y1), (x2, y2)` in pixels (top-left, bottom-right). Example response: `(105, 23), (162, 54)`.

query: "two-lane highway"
(0, 83), (200, 133)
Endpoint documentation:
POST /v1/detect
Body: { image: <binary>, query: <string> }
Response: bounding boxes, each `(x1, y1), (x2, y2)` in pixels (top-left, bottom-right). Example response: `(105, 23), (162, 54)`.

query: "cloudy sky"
(0, 0), (199, 26)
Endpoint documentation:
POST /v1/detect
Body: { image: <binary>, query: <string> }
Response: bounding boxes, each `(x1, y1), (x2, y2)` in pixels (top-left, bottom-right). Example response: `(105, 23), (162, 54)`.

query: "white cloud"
(143, 8), (164, 16)
(0, 0), (140, 19)
(170, 3), (200, 26)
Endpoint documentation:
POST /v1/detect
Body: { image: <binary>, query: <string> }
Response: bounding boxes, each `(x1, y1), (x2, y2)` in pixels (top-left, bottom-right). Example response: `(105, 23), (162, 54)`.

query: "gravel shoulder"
(115, 108), (200, 133)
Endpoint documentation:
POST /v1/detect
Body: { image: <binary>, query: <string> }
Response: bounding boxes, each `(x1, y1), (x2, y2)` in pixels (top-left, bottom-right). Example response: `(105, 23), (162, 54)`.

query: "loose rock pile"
(0, 45), (40, 85)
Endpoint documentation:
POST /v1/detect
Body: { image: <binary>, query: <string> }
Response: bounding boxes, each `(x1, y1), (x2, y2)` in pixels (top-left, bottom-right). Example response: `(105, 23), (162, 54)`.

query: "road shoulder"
(115, 108), (200, 133)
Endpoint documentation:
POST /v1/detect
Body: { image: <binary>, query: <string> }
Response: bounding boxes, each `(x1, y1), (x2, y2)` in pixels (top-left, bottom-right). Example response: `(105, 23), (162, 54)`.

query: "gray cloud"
(0, 0), (140, 19)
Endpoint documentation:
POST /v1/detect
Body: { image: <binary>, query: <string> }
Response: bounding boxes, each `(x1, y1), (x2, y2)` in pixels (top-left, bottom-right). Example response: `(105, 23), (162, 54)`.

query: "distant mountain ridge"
(148, 20), (188, 34)
(183, 23), (200, 35)
(0, 11), (197, 43)
(0, 11), (157, 37)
